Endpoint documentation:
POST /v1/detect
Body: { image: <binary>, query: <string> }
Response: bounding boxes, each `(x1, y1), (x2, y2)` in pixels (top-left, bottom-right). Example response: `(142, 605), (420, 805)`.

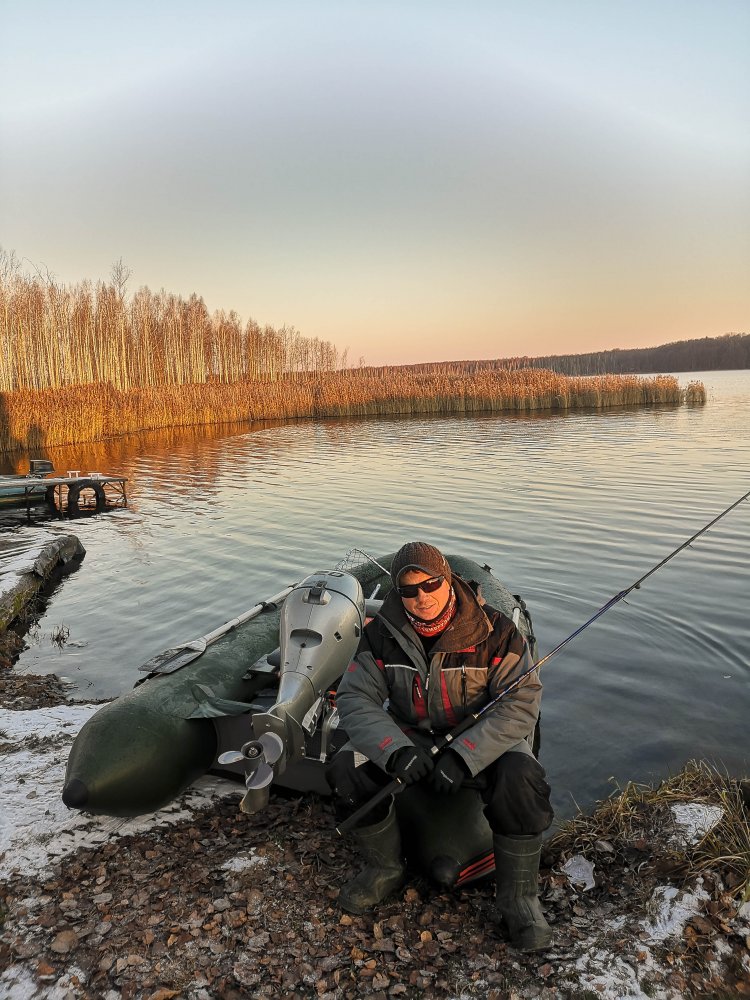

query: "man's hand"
(430, 750), (469, 794)
(386, 745), (434, 785)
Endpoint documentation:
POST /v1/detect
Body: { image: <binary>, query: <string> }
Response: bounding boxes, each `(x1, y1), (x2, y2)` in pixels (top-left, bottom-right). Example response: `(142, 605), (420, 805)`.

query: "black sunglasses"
(396, 575), (445, 598)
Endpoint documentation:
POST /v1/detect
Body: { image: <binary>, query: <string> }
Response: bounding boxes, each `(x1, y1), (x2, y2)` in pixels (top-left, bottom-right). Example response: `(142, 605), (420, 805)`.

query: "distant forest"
(520, 333), (749, 375)
(389, 333), (748, 377)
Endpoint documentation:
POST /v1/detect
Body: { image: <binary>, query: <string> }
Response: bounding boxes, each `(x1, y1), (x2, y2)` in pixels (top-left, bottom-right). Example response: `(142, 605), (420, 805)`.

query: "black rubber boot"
(338, 802), (406, 915)
(493, 833), (552, 952)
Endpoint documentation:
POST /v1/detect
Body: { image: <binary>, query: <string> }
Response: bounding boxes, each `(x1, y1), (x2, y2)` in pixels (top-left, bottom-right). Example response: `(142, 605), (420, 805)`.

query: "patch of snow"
(561, 854), (596, 890)
(221, 851), (267, 873)
(712, 936), (732, 956)
(0, 702), (96, 743)
(0, 527), (64, 599)
(0, 964), (45, 1000)
(669, 802), (724, 847)
(0, 704), (243, 879)
(641, 881), (710, 943)
(0, 962), (91, 1000)
(574, 947), (668, 1000)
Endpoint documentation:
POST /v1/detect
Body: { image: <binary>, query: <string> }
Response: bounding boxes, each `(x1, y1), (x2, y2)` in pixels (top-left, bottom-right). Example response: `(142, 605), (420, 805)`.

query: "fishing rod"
(337, 487), (750, 834)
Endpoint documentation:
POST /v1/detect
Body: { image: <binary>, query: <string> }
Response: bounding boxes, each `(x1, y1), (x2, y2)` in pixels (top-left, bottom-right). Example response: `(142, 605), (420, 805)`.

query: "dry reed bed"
(549, 760), (750, 900)
(0, 370), (701, 453)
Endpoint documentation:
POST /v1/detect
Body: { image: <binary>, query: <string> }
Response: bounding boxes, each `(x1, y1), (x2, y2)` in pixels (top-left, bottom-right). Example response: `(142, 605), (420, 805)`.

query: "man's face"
(397, 569), (451, 621)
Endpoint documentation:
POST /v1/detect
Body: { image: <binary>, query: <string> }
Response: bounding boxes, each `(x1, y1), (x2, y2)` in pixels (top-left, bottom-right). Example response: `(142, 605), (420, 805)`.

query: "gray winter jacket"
(335, 576), (541, 776)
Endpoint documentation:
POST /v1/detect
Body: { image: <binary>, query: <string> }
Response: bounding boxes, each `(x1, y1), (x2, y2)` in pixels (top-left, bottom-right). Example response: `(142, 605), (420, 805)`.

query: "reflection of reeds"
(0, 369), (698, 452)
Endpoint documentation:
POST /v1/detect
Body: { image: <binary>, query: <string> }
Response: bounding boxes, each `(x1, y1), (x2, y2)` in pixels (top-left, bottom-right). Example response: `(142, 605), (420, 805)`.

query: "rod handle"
(335, 778), (402, 835)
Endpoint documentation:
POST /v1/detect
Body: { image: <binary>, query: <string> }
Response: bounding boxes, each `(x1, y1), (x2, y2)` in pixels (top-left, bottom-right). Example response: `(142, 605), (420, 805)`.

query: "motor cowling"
(280, 571), (365, 682)
(251, 571), (365, 765)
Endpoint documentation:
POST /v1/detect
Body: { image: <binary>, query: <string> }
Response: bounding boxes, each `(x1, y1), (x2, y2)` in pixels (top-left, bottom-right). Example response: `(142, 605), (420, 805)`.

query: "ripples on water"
(7, 371), (749, 818)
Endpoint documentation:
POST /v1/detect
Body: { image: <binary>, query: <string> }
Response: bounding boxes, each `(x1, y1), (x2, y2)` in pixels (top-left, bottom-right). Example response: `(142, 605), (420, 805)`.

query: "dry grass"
(0, 369), (698, 453)
(549, 760), (750, 900)
(685, 380), (708, 404)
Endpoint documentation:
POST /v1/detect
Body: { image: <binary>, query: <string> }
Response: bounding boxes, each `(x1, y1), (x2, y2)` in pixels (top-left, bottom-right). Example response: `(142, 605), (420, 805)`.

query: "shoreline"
(1, 671), (748, 999)
(0, 530), (86, 646)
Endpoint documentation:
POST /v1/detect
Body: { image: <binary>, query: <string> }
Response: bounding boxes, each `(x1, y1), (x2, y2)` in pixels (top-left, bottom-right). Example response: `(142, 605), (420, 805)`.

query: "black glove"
(430, 750), (469, 794)
(386, 745), (434, 785)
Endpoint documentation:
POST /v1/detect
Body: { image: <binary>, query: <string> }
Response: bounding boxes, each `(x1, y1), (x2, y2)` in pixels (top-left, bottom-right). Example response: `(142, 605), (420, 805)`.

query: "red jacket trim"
(462, 737), (476, 750)
(379, 736), (393, 751)
(412, 676), (428, 721)
(440, 673), (458, 727)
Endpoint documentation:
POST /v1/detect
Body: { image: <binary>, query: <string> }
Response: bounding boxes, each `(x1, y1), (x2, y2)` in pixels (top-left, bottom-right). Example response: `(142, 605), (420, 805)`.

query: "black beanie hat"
(390, 542), (451, 587)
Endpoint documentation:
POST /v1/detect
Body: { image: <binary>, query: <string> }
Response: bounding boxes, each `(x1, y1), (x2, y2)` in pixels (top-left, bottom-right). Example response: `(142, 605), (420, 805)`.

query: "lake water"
(6, 370), (749, 822)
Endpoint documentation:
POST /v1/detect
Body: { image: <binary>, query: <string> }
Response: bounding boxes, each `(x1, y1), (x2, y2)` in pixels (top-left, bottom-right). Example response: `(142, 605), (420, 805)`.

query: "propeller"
(218, 731), (285, 789)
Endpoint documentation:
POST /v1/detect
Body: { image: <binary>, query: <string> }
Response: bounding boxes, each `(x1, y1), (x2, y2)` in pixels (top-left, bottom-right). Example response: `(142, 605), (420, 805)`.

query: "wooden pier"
(0, 472), (128, 519)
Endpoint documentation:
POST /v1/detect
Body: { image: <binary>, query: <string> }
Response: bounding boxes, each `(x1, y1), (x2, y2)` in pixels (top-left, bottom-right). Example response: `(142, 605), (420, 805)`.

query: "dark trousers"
(326, 744), (553, 837)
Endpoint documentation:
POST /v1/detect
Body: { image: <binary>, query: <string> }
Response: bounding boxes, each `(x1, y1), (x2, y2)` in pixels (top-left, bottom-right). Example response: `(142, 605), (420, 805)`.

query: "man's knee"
(483, 752), (554, 836)
(326, 750), (363, 803)
(325, 750), (389, 822)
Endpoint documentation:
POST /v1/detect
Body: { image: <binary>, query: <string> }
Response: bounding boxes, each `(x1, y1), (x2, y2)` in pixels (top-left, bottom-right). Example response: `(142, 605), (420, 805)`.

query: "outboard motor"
(29, 458), (55, 477)
(235, 571), (365, 812)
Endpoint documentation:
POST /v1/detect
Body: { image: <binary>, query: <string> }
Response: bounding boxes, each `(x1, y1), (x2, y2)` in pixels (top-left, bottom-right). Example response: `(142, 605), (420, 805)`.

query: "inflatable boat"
(63, 550), (537, 888)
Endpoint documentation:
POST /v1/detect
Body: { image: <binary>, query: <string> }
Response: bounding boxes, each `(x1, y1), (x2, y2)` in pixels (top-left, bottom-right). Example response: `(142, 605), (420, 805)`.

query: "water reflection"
(5, 371), (749, 820)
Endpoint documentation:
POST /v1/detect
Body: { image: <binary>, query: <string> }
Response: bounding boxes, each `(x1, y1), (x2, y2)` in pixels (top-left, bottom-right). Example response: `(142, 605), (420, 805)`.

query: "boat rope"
(338, 487), (750, 833)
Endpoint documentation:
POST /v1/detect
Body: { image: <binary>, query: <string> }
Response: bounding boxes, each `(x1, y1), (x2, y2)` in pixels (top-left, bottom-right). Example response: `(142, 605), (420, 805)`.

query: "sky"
(1, 1), (748, 366)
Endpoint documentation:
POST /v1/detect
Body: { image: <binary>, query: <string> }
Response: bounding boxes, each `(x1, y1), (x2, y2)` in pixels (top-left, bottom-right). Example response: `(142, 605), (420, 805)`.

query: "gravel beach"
(1, 669), (749, 1000)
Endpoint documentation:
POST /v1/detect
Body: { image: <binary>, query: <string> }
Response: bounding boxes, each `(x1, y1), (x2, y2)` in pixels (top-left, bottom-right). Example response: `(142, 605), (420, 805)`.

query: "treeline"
(0, 252), (347, 393)
(523, 333), (749, 375)
(386, 333), (748, 378)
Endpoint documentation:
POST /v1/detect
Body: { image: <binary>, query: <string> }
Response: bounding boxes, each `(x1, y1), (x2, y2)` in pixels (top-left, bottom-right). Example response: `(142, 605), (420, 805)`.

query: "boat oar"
(137, 584), (297, 677)
(337, 487), (750, 835)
